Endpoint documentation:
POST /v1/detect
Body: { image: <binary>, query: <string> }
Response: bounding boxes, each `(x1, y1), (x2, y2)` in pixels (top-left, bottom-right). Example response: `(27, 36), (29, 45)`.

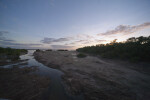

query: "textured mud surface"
(34, 51), (150, 100)
(0, 66), (50, 100)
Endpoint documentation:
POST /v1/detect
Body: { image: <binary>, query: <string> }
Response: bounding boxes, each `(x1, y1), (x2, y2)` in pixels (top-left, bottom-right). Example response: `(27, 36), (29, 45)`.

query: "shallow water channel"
(1, 50), (84, 100)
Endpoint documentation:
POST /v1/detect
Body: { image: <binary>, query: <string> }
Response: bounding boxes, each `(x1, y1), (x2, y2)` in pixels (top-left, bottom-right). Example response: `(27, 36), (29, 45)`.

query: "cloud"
(75, 40), (87, 43)
(97, 22), (150, 36)
(41, 34), (94, 44)
(65, 39), (90, 45)
(96, 39), (107, 42)
(0, 40), (41, 46)
(0, 31), (9, 36)
(0, 31), (42, 49)
(0, 39), (42, 48)
(0, 31), (15, 43)
(0, 38), (15, 42)
(51, 45), (74, 50)
(65, 39), (107, 45)
(80, 39), (107, 44)
(41, 37), (71, 44)
(76, 34), (94, 39)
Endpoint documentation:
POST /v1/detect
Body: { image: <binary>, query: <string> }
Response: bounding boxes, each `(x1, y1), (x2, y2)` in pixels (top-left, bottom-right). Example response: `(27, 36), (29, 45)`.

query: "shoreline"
(0, 66), (50, 100)
(34, 50), (150, 100)
(0, 51), (28, 66)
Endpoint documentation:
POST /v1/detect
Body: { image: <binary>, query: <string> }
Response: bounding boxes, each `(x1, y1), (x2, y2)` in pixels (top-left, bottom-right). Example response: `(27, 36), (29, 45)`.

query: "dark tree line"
(0, 47), (27, 55)
(0, 47), (27, 60)
(76, 36), (150, 62)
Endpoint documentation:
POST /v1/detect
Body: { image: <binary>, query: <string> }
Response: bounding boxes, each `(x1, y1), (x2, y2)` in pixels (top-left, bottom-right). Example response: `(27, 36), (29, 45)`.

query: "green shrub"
(76, 36), (150, 62)
(57, 49), (68, 51)
(36, 49), (41, 52)
(77, 53), (87, 58)
(0, 47), (27, 61)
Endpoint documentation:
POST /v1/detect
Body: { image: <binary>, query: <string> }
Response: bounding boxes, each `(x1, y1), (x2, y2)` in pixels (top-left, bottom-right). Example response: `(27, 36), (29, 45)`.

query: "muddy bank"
(0, 59), (28, 66)
(34, 50), (150, 100)
(0, 66), (50, 100)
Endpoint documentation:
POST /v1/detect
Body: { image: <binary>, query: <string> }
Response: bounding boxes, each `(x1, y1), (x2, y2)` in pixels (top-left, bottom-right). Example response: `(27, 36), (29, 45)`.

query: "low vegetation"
(76, 36), (150, 62)
(0, 47), (27, 61)
(46, 49), (52, 51)
(36, 49), (41, 52)
(57, 49), (68, 51)
(77, 53), (87, 58)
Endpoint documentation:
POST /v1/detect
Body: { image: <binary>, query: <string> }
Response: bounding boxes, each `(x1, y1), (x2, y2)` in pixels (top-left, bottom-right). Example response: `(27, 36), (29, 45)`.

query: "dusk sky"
(0, 0), (150, 50)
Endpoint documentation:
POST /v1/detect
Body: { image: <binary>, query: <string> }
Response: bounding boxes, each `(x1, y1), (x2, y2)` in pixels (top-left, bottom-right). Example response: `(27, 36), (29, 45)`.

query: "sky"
(0, 0), (150, 50)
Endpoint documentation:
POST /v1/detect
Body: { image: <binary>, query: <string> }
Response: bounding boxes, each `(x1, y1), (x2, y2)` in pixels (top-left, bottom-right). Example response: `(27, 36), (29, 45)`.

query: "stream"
(1, 50), (84, 100)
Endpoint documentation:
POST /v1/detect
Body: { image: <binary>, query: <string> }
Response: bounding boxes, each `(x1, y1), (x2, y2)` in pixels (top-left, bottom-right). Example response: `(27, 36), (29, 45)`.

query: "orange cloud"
(97, 22), (150, 36)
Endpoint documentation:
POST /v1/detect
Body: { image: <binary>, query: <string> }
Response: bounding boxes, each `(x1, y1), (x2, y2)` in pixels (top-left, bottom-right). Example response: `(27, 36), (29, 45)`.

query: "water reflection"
(1, 50), (84, 100)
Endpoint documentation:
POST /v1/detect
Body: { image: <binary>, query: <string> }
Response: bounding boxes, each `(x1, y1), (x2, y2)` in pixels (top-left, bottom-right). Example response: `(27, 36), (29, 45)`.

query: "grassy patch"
(77, 53), (87, 58)
(0, 47), (27, 61)
(57, 49), (68, 51)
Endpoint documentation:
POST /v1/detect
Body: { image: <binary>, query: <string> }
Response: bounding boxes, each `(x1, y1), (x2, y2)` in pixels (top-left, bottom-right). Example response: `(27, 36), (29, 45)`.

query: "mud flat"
(0, 66), (50, 100)
(34, 50), (150, 100)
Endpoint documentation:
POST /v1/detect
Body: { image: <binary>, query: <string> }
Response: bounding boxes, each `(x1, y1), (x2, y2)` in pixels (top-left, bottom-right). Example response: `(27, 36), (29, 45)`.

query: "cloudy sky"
(0, 0), (150, 50)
